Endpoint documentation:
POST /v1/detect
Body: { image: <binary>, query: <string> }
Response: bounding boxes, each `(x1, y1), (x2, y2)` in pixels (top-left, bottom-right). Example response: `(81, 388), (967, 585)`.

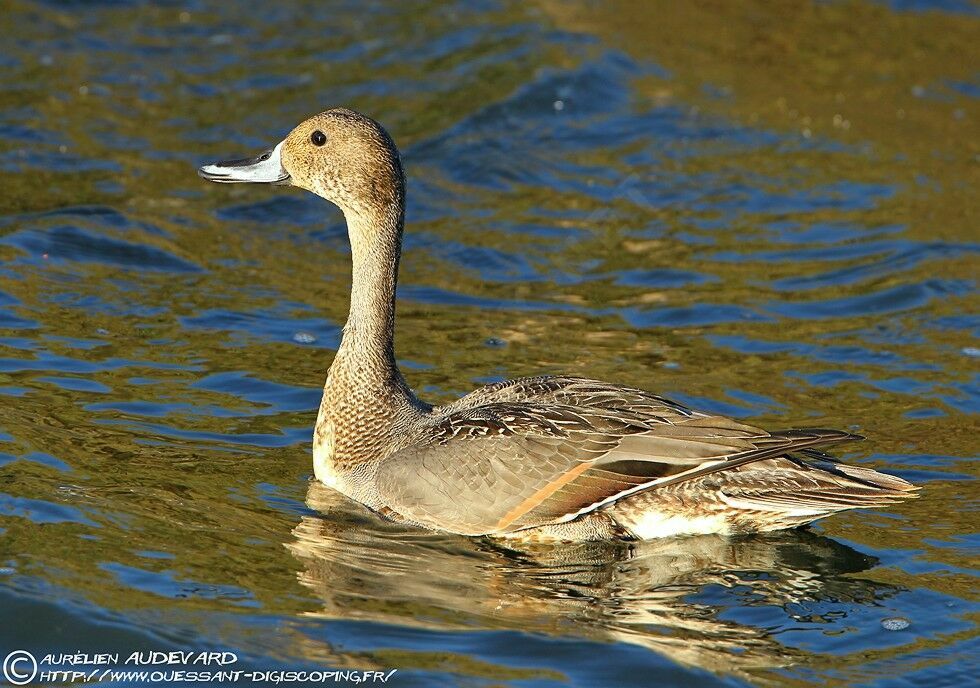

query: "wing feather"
(375, 377), (873, 535)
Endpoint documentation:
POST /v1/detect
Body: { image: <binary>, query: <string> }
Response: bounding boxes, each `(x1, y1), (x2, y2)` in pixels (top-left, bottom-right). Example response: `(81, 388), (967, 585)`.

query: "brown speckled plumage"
(200, 108), (918, 542)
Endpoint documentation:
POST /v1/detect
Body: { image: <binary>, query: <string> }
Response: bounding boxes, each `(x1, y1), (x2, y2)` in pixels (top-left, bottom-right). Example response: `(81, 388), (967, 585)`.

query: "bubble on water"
(553, 100), (565, 112)
(881, 617), (910, 631)
(962, 347), (980, 358)
(293, 332), (316, 345)
(485, 337), (506, 348)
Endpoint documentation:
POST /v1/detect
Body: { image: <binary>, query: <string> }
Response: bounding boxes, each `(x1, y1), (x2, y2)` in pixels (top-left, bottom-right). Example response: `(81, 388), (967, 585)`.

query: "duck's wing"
(374, 378), (863, 535)
(437, 375), (696, 420)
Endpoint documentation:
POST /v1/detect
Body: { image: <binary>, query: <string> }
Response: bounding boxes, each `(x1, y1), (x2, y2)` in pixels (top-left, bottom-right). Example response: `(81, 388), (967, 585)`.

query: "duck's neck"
(328, 202), (411, 397)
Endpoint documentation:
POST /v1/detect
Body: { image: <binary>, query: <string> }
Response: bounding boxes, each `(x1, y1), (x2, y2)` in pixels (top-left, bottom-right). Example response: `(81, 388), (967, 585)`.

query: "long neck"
(339, 206), (401, 374)
(328, 201), (417, 406)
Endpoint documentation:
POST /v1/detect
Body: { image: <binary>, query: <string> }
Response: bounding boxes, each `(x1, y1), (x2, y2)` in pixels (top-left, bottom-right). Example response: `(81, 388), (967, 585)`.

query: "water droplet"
(293, 332), (316, 345)
(881, 617), (910, 631)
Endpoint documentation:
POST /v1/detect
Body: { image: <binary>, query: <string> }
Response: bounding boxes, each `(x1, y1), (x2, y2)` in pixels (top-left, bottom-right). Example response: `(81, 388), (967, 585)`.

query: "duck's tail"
(716, 445), (919, 532)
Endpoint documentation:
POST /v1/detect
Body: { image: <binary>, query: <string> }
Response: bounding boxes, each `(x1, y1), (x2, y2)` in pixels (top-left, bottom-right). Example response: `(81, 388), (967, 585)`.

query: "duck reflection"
(287, 481), (898, 681)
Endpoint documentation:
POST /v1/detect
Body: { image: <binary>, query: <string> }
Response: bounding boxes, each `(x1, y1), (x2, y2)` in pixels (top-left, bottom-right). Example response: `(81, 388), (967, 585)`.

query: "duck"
(199, 108), (917, 542)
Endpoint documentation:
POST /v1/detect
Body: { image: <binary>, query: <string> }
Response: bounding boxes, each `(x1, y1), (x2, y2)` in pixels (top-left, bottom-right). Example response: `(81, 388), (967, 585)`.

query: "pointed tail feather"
(826, 461), (919, 496)
(563, 428), (867, 520)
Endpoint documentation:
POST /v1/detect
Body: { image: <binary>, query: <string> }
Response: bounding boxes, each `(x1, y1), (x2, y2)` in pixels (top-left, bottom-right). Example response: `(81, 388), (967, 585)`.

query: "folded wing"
(375, 377), (868, 535)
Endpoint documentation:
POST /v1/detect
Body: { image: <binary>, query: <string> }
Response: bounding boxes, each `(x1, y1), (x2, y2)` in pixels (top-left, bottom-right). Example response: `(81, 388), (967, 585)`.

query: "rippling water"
(1, 1), (977, 686)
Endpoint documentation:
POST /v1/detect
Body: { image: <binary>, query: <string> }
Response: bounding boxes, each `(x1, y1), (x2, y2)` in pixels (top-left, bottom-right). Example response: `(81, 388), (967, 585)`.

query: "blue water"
(0, 1), (977, 686)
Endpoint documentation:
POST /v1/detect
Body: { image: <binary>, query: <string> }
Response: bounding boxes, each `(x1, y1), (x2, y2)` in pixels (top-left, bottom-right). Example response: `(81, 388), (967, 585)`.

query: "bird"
(198, 108), (917, 542)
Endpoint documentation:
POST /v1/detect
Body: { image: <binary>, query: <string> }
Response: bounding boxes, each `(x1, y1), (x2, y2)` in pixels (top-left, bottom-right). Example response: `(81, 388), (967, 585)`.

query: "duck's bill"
(198, 141), (290, 184)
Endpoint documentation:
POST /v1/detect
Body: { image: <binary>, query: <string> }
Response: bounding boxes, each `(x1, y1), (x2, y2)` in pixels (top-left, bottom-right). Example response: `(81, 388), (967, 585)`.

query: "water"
(0, 1), (977, 686)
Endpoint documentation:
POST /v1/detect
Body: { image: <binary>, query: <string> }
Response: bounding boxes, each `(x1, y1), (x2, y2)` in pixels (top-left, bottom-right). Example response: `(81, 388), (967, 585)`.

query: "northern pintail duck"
(199, 108), (917, 541)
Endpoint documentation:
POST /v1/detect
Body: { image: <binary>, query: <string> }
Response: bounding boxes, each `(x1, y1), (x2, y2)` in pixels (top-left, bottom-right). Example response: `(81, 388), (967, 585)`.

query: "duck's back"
(367, 376), (917, 541)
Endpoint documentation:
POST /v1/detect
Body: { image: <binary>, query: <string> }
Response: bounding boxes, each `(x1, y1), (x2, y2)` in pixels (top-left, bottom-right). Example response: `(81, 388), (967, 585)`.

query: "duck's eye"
(311, 130), (327, 146)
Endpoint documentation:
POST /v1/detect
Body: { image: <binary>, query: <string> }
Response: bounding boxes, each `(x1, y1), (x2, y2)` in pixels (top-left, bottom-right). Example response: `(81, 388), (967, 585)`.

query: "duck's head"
(199, 108), (404, 219)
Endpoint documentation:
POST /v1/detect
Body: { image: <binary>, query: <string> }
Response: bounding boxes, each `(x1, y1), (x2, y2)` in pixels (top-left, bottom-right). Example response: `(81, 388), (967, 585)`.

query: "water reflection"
(289, 481), (899, 682)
